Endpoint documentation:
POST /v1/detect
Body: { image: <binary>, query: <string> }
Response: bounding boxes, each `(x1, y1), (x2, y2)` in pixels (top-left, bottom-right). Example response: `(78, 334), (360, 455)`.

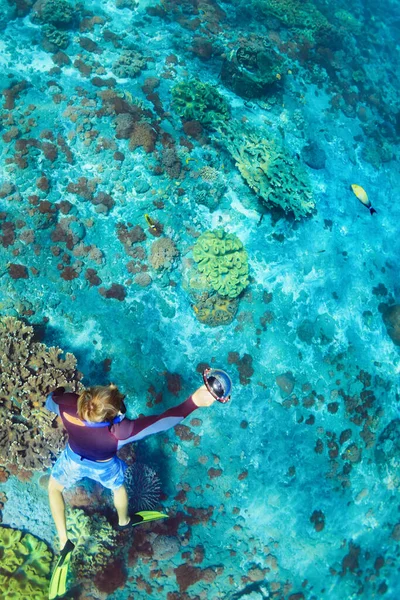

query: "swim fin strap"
(131, 511), (169, 526)
(48, 539), (75, 600)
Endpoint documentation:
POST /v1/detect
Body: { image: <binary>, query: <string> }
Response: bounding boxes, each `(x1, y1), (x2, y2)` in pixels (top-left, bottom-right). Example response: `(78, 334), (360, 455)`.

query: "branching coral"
(192, 229), (249, 298)
(171, 80), (229, 128)
(150, 237), (179, 271)
(217, 123), (315, 219)
(0, 317), (83, 472)
(66, 508), (118, 579)
(0, 526), (52, 598)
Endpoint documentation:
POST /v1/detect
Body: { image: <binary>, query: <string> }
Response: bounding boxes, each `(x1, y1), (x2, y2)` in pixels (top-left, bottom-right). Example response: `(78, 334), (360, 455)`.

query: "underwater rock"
(375, 419), (400, 489)
(0, 525), (52, 597)
(99, 283), (127, 300)
(276, 372), (295, 397)
(133, 178), (150, 194)
(152, 535), (180, 560)
(381, 304), (400, 346)
(301, 141), (326, 170)
(0, 316), (82, 473)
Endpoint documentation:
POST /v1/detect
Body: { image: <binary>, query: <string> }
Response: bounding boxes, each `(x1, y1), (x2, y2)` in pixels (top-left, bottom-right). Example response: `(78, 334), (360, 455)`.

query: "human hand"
(192, 385), (217, 407)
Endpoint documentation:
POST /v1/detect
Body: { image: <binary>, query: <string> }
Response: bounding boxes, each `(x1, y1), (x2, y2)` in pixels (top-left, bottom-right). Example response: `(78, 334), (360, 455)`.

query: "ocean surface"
(0, 0), (399, 598)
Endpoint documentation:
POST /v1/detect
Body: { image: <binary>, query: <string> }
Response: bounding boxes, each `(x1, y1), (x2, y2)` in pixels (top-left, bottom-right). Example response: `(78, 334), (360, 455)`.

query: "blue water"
(1, 0), (400, 598)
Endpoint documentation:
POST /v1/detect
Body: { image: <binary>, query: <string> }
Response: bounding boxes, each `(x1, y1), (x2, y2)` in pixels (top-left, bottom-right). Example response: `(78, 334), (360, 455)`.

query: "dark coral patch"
(8, 264), (29, 279)
(99, 283), (127, 301)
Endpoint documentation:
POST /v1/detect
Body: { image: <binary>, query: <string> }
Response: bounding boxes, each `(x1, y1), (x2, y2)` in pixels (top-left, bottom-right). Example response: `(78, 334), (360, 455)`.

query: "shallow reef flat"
(0, 0), (400, 598)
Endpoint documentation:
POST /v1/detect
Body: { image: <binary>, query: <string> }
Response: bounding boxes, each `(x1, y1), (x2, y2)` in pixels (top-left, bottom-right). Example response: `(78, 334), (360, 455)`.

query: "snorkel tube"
(202, 368), (232, 404)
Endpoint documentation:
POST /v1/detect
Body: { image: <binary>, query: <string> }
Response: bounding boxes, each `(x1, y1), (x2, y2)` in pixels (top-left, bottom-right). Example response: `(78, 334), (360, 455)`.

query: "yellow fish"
(351, 184), (377, 215)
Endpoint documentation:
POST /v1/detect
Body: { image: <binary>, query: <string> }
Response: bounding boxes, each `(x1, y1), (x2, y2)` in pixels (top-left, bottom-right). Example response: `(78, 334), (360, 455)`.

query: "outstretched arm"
(112, 386), (215, 448)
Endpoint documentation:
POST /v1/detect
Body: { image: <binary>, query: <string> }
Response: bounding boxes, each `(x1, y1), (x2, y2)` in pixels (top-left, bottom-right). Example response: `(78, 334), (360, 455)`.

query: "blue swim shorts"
(51, 444), (127, 490)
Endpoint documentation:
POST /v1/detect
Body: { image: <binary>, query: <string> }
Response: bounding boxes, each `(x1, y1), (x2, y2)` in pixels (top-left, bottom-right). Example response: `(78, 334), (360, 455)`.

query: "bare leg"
(48, 476), (68, 549)
(113, 484), (130, 526)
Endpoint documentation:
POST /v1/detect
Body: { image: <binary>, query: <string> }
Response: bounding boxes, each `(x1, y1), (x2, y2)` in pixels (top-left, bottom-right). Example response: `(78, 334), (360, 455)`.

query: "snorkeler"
(45, 369), (231, 598)
(46, 383), (216, 548)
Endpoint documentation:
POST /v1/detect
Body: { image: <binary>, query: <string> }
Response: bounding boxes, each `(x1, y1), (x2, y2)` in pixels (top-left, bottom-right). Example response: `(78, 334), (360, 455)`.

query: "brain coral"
(150, 237), (179, 271)
(194, 292), (239, 327)
(192, 229), (249, 298)
(171, 79), (229, 127)
(0, 316), (83, 472)
(218, 123), (315, 219)
(66, 508), (118, 579)
(0, 525), (52, 599)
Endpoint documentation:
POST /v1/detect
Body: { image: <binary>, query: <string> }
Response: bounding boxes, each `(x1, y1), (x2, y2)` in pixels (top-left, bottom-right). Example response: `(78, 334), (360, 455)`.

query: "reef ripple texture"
(0, 0), (399, 598)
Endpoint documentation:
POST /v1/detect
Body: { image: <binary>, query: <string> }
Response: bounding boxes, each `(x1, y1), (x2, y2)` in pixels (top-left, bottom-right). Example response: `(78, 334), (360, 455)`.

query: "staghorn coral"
(218, 123), (315, 219)
(0, 525), (53, 599)
(66, 507), (118, 579)
(171, 79), (229, 128)
(150, 237), (179, 271)
(0, 316), (83, 472)
(124, 463), (161, 511)
(192, 229), (249, 299)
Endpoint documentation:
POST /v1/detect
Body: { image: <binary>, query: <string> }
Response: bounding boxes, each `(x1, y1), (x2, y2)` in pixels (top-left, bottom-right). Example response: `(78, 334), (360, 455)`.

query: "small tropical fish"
(144, 214), (163, 235)
(351, 184), (377, 215)
(276, 73), (281, 80)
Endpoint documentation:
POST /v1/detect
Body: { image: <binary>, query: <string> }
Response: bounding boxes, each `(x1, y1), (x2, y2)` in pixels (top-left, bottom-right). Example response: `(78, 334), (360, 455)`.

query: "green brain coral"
(0, 526), (52, 599)
(171, 79), (229, 127)
(218, 123), (315, 219)
(192, 229), (249, 298)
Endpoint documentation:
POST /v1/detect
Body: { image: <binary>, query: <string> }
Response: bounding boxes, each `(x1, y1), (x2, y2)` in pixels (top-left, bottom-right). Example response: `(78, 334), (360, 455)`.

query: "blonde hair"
(77, 384), (125, 423)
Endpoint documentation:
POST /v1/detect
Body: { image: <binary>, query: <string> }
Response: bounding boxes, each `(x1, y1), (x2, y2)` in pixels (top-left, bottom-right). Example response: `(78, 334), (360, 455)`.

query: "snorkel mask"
(202, 368), (232, 403)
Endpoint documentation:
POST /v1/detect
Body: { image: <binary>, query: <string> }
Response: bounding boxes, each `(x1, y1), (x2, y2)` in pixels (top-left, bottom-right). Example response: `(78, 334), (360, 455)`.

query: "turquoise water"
(1, 0), (400, 598)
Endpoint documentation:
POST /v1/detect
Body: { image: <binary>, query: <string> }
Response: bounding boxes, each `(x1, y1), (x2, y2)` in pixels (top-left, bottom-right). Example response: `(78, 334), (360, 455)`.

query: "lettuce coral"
(171, 79), (229, 128)
(192, 229), (249, 299)
(254, 0), (332, 42)
(0, 316), (83, 472)
(0, 525), (52, 599)
(218, 123), (315, 219)
(66, 508), (118, 579)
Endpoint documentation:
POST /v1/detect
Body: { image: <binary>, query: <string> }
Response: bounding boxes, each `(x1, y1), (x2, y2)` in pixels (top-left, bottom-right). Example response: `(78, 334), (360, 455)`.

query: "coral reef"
(124, 463), (161, 511)
(254, 0), (333, 44)
(113, 49), (148, 78)
(218, 123), (315, 219)
(171, 80), (229, 128)
(66, 507), (118, 579)
(0, 316), (83, 472)
(192, 229), (249, 298)
(150, 237), (179, 271)
(32, 0), (74, 27)
(220, 39), (283, 98)
(193, 292), (239, 327)
(0, 525), (52, 598)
